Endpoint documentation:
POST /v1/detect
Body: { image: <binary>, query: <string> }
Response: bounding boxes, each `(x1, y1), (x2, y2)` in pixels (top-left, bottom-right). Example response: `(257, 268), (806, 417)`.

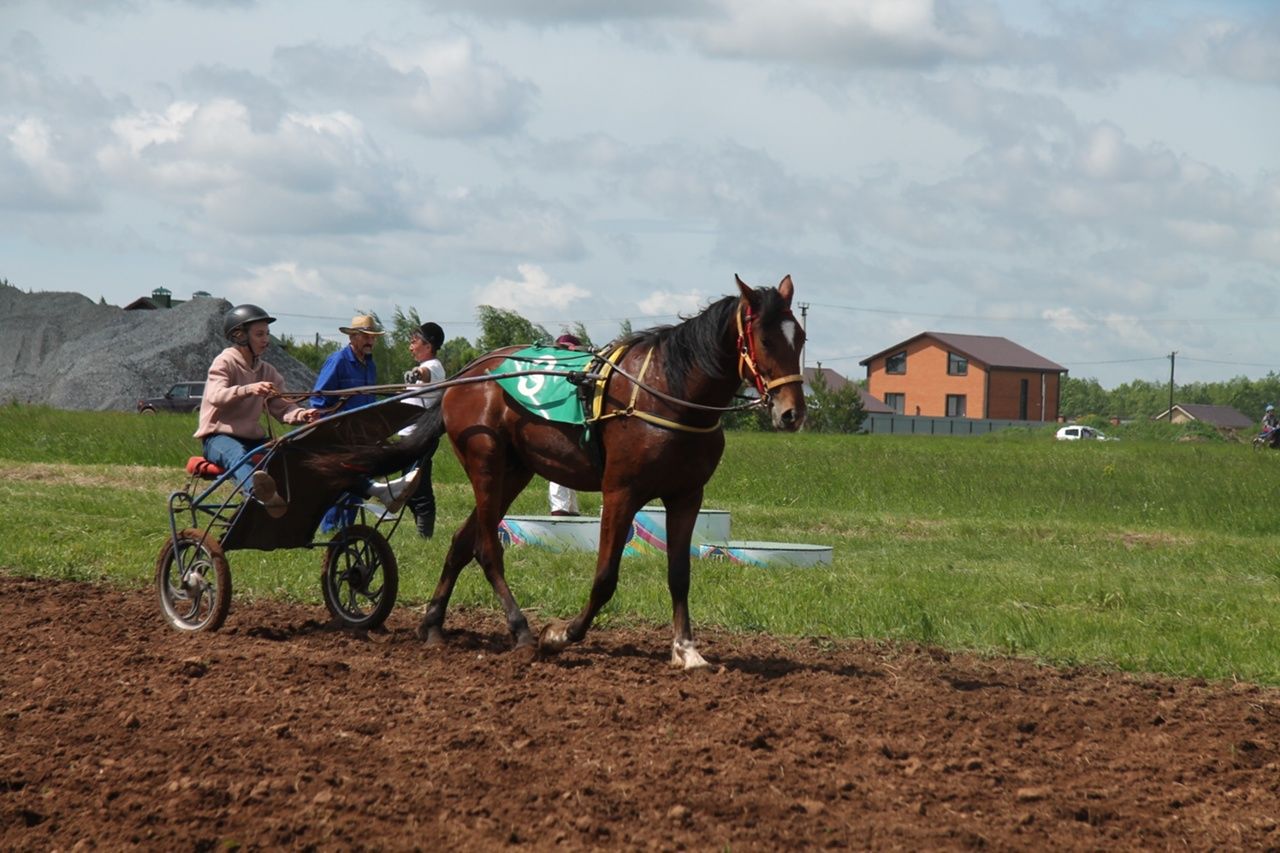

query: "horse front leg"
(539, 491), (639, 655)
(662, 490), (710, 670)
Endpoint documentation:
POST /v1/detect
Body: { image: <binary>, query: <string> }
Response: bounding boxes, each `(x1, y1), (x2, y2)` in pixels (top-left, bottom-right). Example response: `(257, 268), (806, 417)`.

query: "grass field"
(3, 403), (1278, 683)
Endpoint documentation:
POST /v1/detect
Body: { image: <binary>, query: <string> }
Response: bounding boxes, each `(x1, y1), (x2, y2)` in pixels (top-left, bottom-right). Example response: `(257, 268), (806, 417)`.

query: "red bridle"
(735, 301), (805, 402)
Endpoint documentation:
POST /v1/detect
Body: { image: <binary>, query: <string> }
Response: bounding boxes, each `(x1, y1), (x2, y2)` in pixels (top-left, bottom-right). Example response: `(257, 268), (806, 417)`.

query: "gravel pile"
(0, 284), (317, 411)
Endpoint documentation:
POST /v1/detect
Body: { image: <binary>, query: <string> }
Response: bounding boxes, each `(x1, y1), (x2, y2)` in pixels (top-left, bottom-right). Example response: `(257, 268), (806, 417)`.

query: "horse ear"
(777, 275), (794, 305)
(735, 274), (756, 305)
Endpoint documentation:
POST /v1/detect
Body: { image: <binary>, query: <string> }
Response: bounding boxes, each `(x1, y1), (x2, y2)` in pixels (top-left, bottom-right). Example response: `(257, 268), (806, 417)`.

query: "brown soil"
(2, 575), (1279, 851)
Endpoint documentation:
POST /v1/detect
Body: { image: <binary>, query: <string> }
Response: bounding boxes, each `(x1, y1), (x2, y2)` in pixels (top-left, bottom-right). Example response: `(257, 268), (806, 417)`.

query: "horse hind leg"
(471, 465), (538, 653)
(416, 511), (480, 646)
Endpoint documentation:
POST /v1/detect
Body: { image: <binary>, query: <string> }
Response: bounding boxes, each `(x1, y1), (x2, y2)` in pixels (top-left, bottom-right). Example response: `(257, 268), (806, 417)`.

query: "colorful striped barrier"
(624, 506), (732, 557)
(697, 541), (833, 568)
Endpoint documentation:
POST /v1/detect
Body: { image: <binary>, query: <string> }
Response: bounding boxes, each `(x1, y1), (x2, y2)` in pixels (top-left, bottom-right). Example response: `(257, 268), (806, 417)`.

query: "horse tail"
(304, 406), (445, 484)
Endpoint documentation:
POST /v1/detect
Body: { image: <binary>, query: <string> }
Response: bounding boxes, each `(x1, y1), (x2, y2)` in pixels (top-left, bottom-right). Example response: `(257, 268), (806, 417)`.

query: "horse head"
(734, 274), (807, 432)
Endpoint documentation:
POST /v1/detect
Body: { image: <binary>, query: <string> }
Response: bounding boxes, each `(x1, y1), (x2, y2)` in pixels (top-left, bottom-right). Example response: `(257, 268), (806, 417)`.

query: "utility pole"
(798, 302), (809, 372)
(1168, 351), (1177, 421)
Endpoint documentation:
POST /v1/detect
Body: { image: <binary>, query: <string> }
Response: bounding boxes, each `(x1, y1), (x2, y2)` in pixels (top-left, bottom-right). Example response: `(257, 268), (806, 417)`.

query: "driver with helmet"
(194, 304), (320, 516)
(1264, 404), (1278, 434)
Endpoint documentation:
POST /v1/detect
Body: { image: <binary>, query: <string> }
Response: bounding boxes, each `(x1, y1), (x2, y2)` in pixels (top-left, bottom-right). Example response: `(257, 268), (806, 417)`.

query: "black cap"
(414, 321), (444, 349)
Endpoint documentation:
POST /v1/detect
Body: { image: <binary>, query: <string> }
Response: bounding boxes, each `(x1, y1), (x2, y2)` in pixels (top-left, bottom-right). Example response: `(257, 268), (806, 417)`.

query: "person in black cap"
(399, 321), (447, 537)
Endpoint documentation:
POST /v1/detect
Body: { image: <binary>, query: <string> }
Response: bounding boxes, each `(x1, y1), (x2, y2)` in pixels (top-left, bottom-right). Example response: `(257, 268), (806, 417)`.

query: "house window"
(885, 351), (907, 375)
(947, 352), (967, 376)
(946, 394), (967, 417)
(883, 392), (905, 415)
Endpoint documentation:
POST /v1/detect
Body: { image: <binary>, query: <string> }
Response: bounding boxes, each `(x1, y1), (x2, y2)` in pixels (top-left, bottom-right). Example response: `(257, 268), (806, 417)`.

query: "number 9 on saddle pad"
(493, 346), (595, 425)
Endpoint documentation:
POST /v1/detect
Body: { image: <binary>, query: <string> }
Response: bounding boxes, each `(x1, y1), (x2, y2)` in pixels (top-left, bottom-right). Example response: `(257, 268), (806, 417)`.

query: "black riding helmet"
(414, 321), (445, 350)
(223, 304), (277, 342)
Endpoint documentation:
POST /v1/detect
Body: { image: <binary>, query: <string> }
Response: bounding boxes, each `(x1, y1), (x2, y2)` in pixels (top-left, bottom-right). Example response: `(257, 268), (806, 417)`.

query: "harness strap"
(588, 343), (723, 434)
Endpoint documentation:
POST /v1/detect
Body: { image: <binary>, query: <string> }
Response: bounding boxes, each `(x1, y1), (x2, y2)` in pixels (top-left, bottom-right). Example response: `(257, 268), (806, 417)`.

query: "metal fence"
(862, 414), (1052, 436)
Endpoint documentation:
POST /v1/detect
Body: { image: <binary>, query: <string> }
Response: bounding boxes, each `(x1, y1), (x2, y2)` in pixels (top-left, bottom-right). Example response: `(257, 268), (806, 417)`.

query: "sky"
(2, 0), (1277, 389)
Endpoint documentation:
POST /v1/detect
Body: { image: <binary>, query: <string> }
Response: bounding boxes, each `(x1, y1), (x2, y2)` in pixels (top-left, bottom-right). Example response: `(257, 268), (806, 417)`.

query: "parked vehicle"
(138, 381), (205, 414)
(1055, 425), (1113, 441)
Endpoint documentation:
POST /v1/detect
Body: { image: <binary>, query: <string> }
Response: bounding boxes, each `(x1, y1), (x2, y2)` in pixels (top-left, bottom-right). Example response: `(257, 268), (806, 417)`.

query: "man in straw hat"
(309, 313), (386, 413)
(310, 313), (400, 532)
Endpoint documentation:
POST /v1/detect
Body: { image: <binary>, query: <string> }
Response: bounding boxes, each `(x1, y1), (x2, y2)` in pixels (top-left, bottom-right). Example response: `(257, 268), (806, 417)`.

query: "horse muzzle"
(771, 395), (806, 432)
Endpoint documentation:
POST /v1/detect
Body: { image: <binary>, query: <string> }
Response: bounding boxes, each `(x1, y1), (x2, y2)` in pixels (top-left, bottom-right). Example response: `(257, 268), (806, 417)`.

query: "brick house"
(860, 332), (1066, 421)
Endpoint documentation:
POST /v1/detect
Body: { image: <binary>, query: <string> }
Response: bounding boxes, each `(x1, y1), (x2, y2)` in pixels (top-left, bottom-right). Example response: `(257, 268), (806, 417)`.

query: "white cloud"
(474, 264), (589, 314)
(225, 260), (336, 307)
(273, 35), (536, 137)
(635, 289), (709, 317)
(1042, 306), (1089, 334)
(690, 0), (1011, 67)
(0, 116), (95, 210)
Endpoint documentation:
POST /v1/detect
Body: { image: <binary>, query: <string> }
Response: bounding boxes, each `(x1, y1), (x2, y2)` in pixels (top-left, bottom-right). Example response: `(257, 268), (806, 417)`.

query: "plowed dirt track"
(2, 575), (1279, 851)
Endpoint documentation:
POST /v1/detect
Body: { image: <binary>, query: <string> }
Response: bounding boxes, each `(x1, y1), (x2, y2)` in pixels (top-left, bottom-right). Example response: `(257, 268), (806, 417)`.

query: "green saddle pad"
(493, 346), (595, 425)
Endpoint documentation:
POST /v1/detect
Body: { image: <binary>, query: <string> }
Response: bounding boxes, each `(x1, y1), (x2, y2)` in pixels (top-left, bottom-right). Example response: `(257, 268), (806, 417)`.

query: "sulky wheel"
(320, 524), (398, 630)
(155, 528), (232, 632)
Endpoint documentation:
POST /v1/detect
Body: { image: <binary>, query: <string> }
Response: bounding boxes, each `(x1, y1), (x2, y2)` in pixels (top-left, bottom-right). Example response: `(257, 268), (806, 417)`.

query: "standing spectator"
(310, 314), (401, 531)
(548, 333), (583, 517)
(397, 321), (446, 537)
(195, 304), (320, 517)
(309, 314), (384, 412)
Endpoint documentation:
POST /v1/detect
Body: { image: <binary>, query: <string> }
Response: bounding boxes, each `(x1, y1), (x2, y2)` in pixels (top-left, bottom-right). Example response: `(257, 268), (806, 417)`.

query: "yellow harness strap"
(589, 343), (722, 434)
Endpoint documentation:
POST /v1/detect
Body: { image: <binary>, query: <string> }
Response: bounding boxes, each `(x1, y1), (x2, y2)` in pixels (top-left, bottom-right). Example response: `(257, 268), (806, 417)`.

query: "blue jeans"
(202, 434), (262, 491)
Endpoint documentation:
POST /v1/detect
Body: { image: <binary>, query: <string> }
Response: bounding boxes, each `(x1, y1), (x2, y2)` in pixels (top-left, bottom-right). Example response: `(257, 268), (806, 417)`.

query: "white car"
(1055, 425), (1113, 441)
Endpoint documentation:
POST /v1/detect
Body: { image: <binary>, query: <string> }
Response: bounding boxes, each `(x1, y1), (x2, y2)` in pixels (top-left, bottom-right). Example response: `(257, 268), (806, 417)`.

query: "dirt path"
(2, 575), (1278, 851)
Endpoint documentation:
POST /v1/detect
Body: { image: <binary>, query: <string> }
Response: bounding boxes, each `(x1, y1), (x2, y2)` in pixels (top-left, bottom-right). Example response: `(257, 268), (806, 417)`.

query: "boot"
(250, 471), (287, 518)
(414, 510), (435, 539)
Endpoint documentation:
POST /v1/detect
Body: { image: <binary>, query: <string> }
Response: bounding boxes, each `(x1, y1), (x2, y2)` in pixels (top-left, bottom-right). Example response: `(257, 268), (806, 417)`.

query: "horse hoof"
(538, 622), (570, 655)
(416, 623), (444, 646)
(510, 642), (538, 664)
(670, 639), (711, 670)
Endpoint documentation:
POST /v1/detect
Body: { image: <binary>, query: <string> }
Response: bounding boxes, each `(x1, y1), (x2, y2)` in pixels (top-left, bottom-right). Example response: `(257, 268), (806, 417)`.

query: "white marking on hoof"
(540, 624), (570, 653)
(670, 638), (710, 670)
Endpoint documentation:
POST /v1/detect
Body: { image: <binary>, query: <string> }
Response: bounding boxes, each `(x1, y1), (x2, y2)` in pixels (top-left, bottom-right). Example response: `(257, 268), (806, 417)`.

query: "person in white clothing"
(548, 333), (583, 517)
(379, 322), (446, 537)
(548, 481), (580, 517)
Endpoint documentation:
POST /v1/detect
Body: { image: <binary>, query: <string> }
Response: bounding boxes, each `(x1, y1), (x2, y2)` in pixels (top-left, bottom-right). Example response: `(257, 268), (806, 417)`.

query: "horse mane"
(619, 286), (788, 397)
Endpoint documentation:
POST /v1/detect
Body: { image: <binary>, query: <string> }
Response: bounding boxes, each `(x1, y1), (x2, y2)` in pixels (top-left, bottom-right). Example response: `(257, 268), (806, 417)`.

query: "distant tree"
(380, 306), (423, 382)
(1060, 376), (1108, 419)
(618, 318), (633, 338)
(804, 368), (866, 433)
(277, 333), (340, 372)
(1109, 379), (1168, 420)
(475, 305), (550, 352)
(439, 337), (479, 375)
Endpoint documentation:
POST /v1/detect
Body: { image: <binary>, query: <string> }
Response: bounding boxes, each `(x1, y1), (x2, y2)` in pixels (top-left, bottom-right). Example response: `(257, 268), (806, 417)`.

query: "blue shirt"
(310, 345), (378, 411)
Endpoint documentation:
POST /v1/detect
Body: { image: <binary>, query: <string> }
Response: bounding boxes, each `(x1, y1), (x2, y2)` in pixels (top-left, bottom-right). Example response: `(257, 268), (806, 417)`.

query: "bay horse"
(315, 275), (806, 668)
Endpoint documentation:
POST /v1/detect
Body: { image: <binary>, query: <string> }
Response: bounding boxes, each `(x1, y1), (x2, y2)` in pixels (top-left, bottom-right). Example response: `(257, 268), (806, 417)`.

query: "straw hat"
(339, 315), (385, 336)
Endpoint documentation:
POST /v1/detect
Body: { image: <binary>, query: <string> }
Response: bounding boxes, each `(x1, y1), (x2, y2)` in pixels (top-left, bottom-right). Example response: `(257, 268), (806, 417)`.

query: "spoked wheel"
(320, 524), (398, 630)
(155, 528), (232, 632)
